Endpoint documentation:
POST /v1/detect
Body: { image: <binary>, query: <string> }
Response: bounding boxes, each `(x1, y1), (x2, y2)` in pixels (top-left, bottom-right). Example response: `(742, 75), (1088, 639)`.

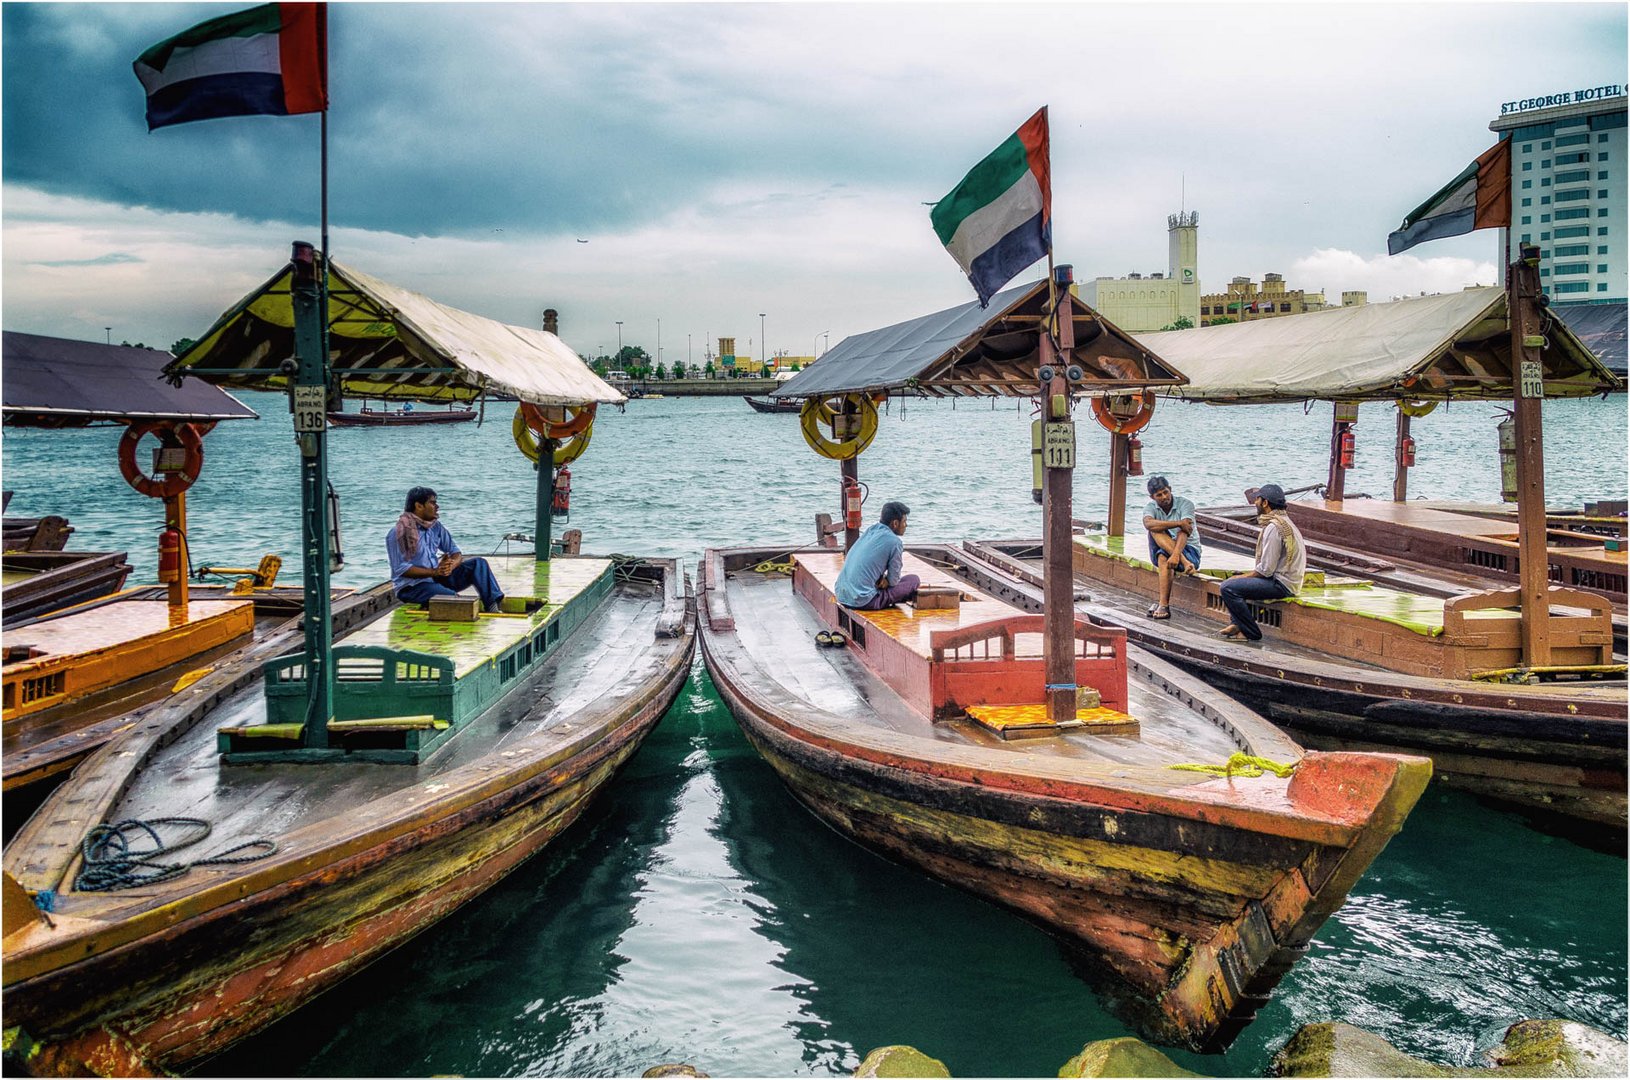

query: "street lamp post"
(616, 320), (623, 359)
(814, 329), (829, 358)
(657, 318), (661, 370)
(759, 313), (766, 375)
(822, 330), (830, 355)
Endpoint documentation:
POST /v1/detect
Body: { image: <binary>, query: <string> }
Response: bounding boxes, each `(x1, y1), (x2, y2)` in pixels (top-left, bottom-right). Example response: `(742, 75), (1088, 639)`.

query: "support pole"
(1107, 433), (1127, 536)
(165, 491), (189, 612)
(537, 438), (556, 563)
(1326, 408), (1349, 502)
(1392, 409), (1411, 503)
(291, 242), (335, 749)
(1509, 246), (1551, 666)
(842, 405), (861, 551)
(1041, 292), (1076, 725)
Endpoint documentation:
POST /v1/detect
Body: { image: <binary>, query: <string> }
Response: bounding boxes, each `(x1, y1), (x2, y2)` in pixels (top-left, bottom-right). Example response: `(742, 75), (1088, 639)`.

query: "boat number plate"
(1043, 422), (1075, 469)
(292, 386), (327, 432)
(1519, 360), (1543, 399)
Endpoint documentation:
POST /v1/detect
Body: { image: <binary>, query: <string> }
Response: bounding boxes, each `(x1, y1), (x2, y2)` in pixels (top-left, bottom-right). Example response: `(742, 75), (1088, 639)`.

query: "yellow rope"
(752, 559), (795, 575)
(1169, 752), (1297, 779)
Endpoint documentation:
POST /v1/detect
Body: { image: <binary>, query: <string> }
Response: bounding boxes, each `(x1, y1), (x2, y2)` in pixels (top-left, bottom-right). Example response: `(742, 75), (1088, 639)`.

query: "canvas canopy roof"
(774, 279), (1185, 399)
(1134, 286), (1620, 404)
(1555, 303), (1626, 378)
(168, 259), (625, 406)
(2, 331), (257, 426)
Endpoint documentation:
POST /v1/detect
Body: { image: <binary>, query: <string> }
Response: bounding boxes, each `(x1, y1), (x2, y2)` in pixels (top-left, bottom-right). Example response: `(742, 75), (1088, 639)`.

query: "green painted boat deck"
(1075, 533), (1518, 637)
(343, 557), (612, 677)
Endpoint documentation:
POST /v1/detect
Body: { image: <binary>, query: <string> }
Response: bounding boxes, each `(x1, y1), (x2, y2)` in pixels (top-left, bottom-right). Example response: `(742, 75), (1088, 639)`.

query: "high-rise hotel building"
(1489, 86), (1626, 305)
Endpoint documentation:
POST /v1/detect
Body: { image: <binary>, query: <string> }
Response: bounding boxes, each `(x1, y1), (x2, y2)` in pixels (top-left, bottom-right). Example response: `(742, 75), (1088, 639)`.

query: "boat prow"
(698, 543), (1430, 1052)
(1, 553), (695, 1076)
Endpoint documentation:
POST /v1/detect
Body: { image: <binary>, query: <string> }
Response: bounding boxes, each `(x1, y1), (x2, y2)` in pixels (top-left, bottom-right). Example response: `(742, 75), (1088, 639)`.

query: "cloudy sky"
(3, 2), (1624, 363)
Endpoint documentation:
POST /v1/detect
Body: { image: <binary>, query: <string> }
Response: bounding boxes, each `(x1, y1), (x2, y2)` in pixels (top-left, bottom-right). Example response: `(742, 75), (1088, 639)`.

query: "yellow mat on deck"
(965, 702), (1138, 737)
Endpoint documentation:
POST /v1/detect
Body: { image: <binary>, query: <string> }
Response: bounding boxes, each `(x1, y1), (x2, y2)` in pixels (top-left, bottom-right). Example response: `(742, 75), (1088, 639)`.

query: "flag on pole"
(930, 107), (1051, 306)
(134, 3), (327, 131)
(1387, 139), (1511, 256)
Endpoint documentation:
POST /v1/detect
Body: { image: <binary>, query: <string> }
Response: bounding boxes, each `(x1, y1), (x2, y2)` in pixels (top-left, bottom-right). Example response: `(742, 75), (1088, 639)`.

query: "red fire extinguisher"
(844, 480), (864, 531)
(1338, 427), (1356, 470)
(1126, 435), (1144, 477)
(552, 466), (572, 517)
(1398, 435), (1416, 468)
(158, 527), (182, 584)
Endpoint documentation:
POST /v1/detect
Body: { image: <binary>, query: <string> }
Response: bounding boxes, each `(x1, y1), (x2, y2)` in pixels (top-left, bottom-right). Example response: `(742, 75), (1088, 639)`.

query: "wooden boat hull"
(325, 408), (477, 426)
(967, 539), (1627, 831)
(699, 545), (1431, 1052)
(1, 561), (695, 1077)
(742, 395), (800, 413)
(1, 552), (131, 627)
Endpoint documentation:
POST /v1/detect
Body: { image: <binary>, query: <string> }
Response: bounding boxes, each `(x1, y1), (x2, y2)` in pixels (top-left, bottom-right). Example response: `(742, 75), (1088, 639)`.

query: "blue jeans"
(859, 574), (921, 609)
(1219, 575), (1292, 640)
(397, 557), (504, 609)
(1148, 536), (1202, 570)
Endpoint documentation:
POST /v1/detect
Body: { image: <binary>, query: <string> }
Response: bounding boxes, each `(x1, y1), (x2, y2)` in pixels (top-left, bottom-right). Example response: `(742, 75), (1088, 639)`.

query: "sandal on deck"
(1218, 625), (1247, 640)
(1148, 606), (1171, 620)
(816, 630), (848, 648)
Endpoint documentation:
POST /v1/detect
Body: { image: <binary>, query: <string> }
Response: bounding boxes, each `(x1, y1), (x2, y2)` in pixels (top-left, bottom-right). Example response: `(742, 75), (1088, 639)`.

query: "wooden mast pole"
(1107, 433), (1127, 535)
(1392, 409), (1411, 502)
(1042, 274), (1076, 724)
(1326, 405), (1348, 502)
(1509, 244), (1551, 666)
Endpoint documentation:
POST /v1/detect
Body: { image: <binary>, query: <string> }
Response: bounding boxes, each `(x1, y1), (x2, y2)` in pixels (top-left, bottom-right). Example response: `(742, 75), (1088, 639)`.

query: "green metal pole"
(290, 242), (335, 747)
(536, 437), (556, 563)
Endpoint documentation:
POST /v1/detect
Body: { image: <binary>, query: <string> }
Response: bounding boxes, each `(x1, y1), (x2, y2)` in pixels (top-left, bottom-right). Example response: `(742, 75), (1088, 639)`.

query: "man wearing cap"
(1218, 483), (1306, 641)
(1141, 475), (1201, 620)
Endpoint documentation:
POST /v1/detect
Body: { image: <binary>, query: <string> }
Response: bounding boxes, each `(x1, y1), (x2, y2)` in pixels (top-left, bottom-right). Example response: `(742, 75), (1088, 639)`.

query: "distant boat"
(327, 402), (477, 426)
(742, 395), (799, 414)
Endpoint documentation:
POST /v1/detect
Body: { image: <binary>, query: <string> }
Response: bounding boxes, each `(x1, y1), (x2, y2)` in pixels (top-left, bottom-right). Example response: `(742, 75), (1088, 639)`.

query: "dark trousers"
(859, 573), (921, 609)
(398, 556), (504, 608)
(1219, 575), (1292, 640)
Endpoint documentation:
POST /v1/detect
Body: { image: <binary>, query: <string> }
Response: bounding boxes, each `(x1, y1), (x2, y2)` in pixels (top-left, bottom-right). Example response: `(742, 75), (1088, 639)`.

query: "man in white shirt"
(1218, 483), (1306, 641)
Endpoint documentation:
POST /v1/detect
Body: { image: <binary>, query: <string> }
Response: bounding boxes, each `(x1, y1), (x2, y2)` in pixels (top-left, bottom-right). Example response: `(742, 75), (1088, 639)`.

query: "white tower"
(1167, 211), (1200, 327)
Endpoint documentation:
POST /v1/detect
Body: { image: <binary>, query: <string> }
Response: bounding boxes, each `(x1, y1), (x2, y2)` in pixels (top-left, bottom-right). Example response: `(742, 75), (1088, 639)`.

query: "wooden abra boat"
(325, 401), (477, 426)
(2, 550), (131, 627)
(701, 543), (1430, 1051)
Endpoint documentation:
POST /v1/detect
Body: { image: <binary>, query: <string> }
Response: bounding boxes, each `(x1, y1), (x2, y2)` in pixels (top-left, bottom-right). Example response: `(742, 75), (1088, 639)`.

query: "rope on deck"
(1168, 753), (1297, 780)
(74, 817), (277, 892)
(752, 559), (796, 575)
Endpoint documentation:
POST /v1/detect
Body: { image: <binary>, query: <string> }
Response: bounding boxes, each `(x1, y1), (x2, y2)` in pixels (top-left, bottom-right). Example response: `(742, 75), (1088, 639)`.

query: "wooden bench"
(792, 552), (1130, 723)
(1074, 534), (1615, 679)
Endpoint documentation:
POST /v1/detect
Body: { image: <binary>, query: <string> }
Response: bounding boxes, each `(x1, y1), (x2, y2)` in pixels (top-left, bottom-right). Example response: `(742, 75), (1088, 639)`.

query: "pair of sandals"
(815, 630), (849, 648)
(1145, 604), (1171, 621)
(1218, 625), (1254, 641)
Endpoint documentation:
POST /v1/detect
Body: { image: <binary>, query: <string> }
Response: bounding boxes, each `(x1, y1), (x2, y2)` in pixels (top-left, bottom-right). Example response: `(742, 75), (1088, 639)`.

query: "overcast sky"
(3, 2), (1625, 362)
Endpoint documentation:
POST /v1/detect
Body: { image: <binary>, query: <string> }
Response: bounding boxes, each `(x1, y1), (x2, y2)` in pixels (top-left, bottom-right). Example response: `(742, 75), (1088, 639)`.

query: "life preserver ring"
(1091, 391), (1155, 435)
(513, 409), (593, 466)
(799, 393), (878, 460)
(1398, 399), (1438, 418)
(518, 401), (596, 439)
(118, 422), (204, 498)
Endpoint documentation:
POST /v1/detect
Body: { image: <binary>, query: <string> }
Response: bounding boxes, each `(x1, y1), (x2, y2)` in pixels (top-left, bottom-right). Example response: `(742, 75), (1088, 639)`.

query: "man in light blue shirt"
(386, 486), (505, 612)
(834, 501), (920, 609)
(1141, 474), (1202, 620)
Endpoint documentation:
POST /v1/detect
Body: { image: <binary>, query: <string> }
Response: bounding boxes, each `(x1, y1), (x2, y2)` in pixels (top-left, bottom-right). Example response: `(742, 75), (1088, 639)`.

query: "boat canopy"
(1134, 286), (1621, 404)
(773, 279), (1186, 399)
(2, 331), (258, 427)
(167, 259), (626, 407)
(1555, 303), (1626, 379)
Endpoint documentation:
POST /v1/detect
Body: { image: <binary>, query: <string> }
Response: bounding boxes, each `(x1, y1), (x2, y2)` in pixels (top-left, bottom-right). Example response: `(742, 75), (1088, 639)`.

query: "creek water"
(3, 392), (1626, 1077)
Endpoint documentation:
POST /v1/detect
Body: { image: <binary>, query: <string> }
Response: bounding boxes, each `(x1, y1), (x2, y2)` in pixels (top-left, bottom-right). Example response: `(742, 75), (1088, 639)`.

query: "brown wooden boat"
(742, 394), (801, 413)
(700, 541), (1430, 1052)
(325, 402), (477, 426)
(968, 534), (1626, 831)
(1, 554), (693, 1077)
(1, 551), (131, 627)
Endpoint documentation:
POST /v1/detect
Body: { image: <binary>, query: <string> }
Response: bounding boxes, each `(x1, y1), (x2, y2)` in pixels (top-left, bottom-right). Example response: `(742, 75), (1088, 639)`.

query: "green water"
(4, 393), (1626, 1076)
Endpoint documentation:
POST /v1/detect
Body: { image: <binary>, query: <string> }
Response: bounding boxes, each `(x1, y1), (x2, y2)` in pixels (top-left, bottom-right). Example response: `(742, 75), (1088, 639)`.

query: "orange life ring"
(519, 402), (596, 439)
(1090, 392), (1155, 436)
(118, 422), (204, 498)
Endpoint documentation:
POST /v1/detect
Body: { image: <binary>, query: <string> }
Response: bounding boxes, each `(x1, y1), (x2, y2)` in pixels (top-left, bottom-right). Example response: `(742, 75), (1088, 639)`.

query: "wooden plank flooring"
(723, 569), (1245, 767)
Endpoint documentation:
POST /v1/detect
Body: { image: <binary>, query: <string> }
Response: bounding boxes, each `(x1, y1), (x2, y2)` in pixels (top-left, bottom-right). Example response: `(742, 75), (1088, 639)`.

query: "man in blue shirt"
(386, 486), (505, 612)
(1141, 474), (1201, 620)
(834, 501), (920, 609)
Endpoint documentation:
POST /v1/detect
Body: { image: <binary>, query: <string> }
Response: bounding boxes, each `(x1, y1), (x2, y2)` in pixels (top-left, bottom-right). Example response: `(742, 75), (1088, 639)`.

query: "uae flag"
(134, 3), (327, 131)
(1387, 139), (1511, 255)
(930, 107), (1052, 306)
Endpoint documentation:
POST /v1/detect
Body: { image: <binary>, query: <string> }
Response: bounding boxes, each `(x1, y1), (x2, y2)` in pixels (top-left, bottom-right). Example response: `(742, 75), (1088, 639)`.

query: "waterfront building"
(1079, 211), (1200, 331)
(1198, 274), (1362, 326)
(1490, 86), (1626, 306)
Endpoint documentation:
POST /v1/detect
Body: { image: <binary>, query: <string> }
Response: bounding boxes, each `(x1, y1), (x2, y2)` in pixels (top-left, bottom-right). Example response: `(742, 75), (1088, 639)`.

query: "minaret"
(1167, 211), (1199, 326)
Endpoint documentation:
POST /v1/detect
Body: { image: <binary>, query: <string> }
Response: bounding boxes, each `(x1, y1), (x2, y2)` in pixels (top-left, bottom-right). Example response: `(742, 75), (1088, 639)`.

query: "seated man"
(387, 486), (505, 613)
(1219, 482), (1306, 642)
(834, 500), (920, 610)
(1142, 474), (1201, 620)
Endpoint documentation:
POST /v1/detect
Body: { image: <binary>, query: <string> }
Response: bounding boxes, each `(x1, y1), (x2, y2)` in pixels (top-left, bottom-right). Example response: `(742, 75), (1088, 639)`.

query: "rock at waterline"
(1271, 1019), (1628, 1077)
(642, 1066), (708, 1077)
(1057, 1036), (1200, 1077)
(853, 1045), (951, 1077)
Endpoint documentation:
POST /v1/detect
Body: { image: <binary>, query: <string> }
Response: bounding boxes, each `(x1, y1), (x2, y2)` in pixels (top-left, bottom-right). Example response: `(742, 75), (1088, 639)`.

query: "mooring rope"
(1168, 753), (1297, 779)
(74, 817), (277, 892)
(752, 559), (796, 575)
